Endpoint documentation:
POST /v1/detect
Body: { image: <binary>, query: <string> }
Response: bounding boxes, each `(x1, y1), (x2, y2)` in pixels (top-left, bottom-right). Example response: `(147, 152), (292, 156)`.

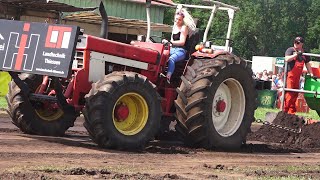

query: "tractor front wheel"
(83, 72), (161, 150)
(6, 73), (78, 136)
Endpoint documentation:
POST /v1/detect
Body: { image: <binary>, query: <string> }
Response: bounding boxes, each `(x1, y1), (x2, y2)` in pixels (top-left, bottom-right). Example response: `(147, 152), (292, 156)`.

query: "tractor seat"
(173, 29), (200, 73)
(184, 29), (200, 60)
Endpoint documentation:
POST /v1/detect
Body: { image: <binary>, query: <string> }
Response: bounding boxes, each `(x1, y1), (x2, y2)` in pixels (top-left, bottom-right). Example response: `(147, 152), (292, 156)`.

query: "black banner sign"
(0, 19), (79, 78)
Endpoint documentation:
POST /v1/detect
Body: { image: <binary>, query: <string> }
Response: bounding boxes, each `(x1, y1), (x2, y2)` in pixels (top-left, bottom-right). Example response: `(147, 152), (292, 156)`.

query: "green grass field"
(0, 97), (6, 110)
(255, 107), (319, 122)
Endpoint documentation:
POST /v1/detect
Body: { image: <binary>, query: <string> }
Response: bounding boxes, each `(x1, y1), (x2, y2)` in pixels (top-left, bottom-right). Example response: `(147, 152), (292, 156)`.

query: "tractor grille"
(72, 50), (84, 69)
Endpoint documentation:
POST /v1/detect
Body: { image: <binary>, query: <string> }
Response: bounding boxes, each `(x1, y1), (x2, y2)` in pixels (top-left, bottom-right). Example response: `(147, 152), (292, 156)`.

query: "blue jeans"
(167, 47), (187, 77)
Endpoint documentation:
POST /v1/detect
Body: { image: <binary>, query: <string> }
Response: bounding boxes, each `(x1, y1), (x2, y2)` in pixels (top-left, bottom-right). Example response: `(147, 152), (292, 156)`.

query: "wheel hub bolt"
(216, 100), (226, 113)
(115, 104), (129, 121)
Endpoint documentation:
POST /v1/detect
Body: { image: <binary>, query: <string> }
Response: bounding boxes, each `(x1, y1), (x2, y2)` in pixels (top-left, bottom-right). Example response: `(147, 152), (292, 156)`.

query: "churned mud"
(248, 111), (320, 152)
(1, 115), (320, 179)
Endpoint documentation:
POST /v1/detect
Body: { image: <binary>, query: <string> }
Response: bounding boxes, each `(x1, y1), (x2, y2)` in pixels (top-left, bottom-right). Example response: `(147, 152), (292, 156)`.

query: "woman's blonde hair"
(176, 5), (196, 36)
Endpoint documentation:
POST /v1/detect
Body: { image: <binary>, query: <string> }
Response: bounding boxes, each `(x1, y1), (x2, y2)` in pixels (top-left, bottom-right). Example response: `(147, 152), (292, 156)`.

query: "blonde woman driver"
(163, 6), (196, 83)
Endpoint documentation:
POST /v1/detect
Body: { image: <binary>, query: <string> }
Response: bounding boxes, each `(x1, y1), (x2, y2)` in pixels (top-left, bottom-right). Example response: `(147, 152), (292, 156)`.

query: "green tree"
(163, 0), (320, 59)
(306, 0), (320, 56)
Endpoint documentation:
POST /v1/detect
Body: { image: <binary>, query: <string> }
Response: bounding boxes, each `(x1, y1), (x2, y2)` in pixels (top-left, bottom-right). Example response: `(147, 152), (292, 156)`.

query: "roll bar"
(145, 0), (239, 51)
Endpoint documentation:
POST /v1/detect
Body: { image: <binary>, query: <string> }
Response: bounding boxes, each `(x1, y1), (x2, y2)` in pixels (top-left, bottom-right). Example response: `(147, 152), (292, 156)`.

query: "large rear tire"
(6, 73), (78, 136)
(175, 55), (257, 149)
(83, 71), (161, 150)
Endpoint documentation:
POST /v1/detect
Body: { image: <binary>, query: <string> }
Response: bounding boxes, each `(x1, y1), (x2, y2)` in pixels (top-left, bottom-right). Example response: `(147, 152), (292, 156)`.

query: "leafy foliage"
(164, 0), (320, 59)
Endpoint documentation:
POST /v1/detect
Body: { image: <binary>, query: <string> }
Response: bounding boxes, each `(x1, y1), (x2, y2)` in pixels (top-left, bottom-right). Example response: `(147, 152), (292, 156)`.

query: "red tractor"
(3, 1), (257, 150)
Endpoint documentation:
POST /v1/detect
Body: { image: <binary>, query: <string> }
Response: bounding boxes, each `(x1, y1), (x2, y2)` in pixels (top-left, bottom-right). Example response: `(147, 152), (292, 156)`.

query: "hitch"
(9, 72), (75, 115)
(53, 77), (77, 115)
(9, 72), (30, 96)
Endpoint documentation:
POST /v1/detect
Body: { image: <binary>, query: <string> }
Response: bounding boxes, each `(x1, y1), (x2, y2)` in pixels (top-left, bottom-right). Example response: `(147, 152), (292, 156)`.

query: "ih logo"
(3, 23), (40, 71)
(45, 25), (72, 49)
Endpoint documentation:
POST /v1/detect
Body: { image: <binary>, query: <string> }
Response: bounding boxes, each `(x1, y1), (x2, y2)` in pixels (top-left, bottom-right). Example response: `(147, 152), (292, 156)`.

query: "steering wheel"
(149, 35), (172, 51)
(149, 35), (163, 43)
(149, 35), (172, 45)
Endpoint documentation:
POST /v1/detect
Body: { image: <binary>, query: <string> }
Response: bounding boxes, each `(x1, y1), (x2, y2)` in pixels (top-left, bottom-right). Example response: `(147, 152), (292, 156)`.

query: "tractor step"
(29, 93), (58, 103)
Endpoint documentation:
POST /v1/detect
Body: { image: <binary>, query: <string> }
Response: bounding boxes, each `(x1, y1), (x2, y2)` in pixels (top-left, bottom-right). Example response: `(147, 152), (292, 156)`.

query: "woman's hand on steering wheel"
(162, 38), (173, 46)
(161, 39), (169, 44)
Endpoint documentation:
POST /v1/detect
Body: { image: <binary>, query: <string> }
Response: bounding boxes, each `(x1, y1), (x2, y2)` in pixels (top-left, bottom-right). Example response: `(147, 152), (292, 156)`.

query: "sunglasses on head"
(176, 12), (185, 17)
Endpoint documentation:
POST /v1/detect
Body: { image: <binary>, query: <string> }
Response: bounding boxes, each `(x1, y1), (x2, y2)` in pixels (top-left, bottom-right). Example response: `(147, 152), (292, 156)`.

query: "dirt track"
(1, 115), (320, 179)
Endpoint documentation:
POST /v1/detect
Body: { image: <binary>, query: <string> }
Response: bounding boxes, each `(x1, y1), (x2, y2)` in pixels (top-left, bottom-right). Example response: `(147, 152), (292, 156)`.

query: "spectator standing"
(261, 70), (269, 81)
(277, 77), (284, 88)
(271, 75), (278, 90)
(256, 72), (263, 80)
(283, 36), (314, 114)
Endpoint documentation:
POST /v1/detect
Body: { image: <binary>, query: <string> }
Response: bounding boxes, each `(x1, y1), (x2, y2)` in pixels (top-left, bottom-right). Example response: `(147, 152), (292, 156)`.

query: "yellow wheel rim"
(35, 108), (64, 122)
(34, 86), (64, 122)
(113, 92), (149, 136)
